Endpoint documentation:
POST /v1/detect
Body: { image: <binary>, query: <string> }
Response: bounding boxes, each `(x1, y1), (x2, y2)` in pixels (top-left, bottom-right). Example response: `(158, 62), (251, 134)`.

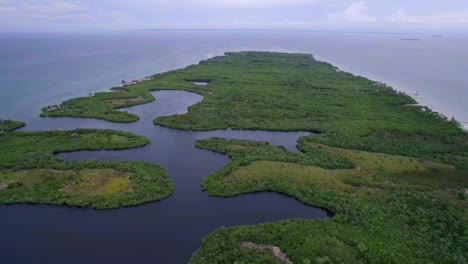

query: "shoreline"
(35, 49), (466, 133)
(313, 55), (466, 130)
(461, 122), (468, 131)
(36, 50), (468, 135)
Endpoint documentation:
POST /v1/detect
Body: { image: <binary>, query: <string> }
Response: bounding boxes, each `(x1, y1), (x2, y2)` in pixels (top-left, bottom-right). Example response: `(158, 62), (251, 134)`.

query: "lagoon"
(0, 90), (327, 263)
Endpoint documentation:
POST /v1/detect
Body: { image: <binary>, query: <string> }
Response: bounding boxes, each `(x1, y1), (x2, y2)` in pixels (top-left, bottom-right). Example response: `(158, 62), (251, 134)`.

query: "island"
(39, 52), (467, 262)
(0, 122), (173, 209)
(0, 119), (25, 132)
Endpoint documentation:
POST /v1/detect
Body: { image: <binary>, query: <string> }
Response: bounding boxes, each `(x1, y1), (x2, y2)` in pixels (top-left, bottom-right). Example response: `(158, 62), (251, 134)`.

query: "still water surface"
(0, 90), (328, 263)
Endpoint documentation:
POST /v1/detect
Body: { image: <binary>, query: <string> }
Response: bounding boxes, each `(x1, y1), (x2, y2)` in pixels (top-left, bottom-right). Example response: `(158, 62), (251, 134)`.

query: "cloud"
(390, 8), (468, 24)
(26, 1), (85, 16)
(130, 0), (318, 9)
(0, 0), (139, 30)
(327, 1), (376, 23)
(0, 5), (16, 15)
(0, 0), (17, 16)
(1, 0), (468, 31)
(0, 0), (86, 20)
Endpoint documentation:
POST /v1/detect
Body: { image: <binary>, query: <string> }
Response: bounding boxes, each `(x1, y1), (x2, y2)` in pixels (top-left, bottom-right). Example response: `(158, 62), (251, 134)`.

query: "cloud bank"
(0, 0), (467, 32)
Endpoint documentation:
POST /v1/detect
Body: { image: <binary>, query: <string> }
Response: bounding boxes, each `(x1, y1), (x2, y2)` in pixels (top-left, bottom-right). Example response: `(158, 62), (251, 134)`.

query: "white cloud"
(0, 0), (86, 20)
(1, 0), (468, 31)
(390, 8), (468, 24)
(0, 1), (127, 21)
(0, 0), (16, 15)
(139, 0), (319, 9)
(0, 5), (16, 15)
(327, 1), (376, 23)
(25, 1), (85, 16)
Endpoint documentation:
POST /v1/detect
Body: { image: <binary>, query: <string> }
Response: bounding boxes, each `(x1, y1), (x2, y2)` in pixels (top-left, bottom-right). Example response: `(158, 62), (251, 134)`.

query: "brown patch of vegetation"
(104, 95), (145, 107)
(59, 169), (131, 196)
(241, 242), (292, 264)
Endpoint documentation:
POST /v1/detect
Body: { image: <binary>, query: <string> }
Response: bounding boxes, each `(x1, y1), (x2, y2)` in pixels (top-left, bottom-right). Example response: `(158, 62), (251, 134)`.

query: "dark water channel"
(0, 91), (329, 264)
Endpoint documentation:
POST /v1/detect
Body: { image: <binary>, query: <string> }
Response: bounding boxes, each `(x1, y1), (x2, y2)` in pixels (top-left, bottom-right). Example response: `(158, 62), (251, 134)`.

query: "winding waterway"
(0, 90), (328, 264)
(2, 30), (467, 263)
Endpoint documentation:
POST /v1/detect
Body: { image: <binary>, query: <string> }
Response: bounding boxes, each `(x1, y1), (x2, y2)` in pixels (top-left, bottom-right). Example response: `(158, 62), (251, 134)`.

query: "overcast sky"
(1, 0), (468, 32)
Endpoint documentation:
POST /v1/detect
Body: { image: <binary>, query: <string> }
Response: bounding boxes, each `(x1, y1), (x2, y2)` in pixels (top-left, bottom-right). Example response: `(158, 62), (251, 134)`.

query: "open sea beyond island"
(0, 31), (467, 263)
(1, 31), (467, 127)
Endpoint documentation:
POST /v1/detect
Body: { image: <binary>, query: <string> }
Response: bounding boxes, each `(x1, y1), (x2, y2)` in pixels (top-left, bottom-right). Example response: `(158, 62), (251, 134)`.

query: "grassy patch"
(59, 169), (130, 196)
(192, 138), (467, 263)
(104, 95), (146, 108)
(303, 142), (455, 173)
(1, 169), (131, 196)
(224, 160), (354, 194)
(0, 121), (173, 209)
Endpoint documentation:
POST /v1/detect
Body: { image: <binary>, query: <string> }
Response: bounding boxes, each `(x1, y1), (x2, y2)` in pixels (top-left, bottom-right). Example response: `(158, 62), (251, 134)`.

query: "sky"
(1, 0), (468, 32)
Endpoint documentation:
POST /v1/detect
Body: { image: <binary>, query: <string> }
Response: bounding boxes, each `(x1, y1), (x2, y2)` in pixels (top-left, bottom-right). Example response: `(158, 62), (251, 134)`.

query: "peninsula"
(37, 52), (468, 262)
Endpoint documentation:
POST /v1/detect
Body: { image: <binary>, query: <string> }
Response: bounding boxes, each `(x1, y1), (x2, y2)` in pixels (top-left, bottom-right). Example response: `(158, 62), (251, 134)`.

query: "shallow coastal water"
(0, 90), (327, 263)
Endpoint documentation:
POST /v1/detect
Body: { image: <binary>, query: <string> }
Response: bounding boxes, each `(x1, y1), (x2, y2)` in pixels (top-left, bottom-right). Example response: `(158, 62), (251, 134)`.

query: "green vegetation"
(0, 119), (25, 132)
(40, 52), (467, 261)
(44, 52), (467, 168)
(0, 124), (173, 209)
(192, 138), (467, 263)
(152, 52), (467, 168)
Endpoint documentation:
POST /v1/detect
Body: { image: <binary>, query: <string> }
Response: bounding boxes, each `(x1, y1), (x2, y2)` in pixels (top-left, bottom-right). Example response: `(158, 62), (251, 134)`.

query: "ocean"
(1, 30), (467, 127)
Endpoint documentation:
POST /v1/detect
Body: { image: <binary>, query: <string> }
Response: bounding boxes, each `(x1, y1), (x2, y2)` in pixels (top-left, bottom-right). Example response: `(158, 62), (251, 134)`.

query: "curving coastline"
(4, 52), (467, 262)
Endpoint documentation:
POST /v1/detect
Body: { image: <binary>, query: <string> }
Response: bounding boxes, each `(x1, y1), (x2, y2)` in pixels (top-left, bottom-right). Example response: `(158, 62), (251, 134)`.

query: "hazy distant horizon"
(1, 1), (468, 33)
(1, 27), (467, 36)
(1, 30), (467, 127)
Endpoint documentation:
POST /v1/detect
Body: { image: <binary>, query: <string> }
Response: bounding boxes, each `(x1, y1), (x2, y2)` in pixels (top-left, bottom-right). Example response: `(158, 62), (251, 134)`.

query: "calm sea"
(0, 30), (467, 127)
